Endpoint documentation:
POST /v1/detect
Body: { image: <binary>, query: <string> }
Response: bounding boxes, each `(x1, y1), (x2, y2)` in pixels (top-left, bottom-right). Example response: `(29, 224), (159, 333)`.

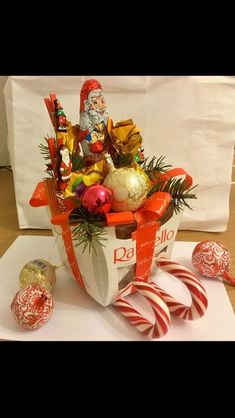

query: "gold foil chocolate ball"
(103, 165), (151, 212)
(19, 259), (56, 292)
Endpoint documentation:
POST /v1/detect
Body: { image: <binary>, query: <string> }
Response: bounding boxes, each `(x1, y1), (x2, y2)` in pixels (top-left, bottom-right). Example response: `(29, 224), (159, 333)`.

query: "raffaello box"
(51, 208), (182, 306)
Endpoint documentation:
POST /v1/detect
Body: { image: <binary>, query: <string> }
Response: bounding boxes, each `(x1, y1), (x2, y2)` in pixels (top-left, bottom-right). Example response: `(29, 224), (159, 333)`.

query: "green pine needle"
(71, 208), (107, 253)
(39, 137), (51, 161)
(71, 153), (85, 171)
(143, 156), (172, 177)
(148, 177), (197, 214)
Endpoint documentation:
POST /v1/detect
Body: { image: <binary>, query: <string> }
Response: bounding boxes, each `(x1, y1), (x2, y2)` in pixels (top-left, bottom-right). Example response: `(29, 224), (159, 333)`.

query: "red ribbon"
(155, 167), (193, 188)
(30, 181), (48, 207)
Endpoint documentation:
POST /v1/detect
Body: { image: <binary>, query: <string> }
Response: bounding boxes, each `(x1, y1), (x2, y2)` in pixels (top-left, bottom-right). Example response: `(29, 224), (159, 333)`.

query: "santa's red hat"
(80, 79), (103, 112)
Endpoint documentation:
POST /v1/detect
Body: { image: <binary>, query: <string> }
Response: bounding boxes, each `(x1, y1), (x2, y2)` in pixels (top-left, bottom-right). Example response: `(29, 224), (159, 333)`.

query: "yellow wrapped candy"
(109, 119), (142, 158)
(56, 121), (79, 154)
(64, 159), (107, 198)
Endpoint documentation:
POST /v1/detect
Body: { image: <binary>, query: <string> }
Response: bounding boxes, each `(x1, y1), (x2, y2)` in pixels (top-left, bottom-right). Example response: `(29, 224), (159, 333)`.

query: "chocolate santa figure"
(59, 146), (72, 180)
(56, 145), (72, 191)
(79, 79), (114, 166)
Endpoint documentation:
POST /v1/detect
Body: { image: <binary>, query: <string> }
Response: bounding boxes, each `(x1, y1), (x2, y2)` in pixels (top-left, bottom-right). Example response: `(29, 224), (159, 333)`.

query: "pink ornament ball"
(11, 284), (54, 330)
(81, 184), (112, 214)
(192, 240), (231, 278)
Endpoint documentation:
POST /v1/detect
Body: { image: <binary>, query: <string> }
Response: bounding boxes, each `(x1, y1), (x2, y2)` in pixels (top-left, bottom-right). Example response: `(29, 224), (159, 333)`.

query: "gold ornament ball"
(19, 259), (56, 292)
(103, 166), (151, 212)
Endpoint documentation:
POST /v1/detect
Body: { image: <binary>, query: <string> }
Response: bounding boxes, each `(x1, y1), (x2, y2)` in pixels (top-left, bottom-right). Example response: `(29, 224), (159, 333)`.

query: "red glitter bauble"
(81, 184), (112, 214)
(192, 240), (231, 278)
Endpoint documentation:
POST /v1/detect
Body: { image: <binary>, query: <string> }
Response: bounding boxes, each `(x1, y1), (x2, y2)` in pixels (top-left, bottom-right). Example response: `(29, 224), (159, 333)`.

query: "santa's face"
(90, 94), (106, 113)
(80, 91), (109, 131)
(87, 107), (109, 126)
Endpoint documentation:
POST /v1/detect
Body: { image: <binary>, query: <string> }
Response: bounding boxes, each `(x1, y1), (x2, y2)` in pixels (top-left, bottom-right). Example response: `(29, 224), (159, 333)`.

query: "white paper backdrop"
(4, 76), (235, 231)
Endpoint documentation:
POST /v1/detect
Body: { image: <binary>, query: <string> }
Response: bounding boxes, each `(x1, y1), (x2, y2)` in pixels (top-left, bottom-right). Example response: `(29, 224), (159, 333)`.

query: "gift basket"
(26, 79), (210, 338)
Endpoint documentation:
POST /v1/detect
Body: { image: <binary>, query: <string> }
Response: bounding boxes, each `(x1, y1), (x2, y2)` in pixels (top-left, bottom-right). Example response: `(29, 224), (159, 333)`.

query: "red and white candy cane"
(156, 258), (208, 320)
(113, 280), (171, 339)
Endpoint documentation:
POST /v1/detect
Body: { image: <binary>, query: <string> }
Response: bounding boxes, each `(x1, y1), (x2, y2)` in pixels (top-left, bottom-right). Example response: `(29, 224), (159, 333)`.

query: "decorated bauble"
(192, 241), (235, 285)
(81, 184), (113, 214)
(103, 164), (151, 212)
(11, 284), (54, 330)
(19, 259), (56, 292)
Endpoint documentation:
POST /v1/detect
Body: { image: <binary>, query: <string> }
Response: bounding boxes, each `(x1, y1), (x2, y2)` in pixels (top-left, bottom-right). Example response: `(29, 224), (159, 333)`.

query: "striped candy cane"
(113, 279), (171, 339)
(156, 258), (208, 320)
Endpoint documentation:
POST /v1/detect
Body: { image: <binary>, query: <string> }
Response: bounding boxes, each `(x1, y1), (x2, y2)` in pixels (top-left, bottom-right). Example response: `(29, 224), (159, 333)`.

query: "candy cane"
(156, 258), (208, 320)
(113, 279), (171, 339)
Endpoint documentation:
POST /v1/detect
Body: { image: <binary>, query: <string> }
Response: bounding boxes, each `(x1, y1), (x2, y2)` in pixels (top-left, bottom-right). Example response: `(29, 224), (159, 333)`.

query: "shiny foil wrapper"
(64, 159), (108, 198)
(110, 119), (142, 157)
(19, 259), (56, 292)
(56, 121), (79, 154)
(103, 164), (152, 212)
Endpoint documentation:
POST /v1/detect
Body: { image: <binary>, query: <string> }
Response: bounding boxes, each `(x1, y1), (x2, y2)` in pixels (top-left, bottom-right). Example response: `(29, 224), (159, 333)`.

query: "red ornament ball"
(192, 240), (231, 278)
(81, 184), (112, 214)
(11, 284), (54, 330)
(90, 140), (104, 154)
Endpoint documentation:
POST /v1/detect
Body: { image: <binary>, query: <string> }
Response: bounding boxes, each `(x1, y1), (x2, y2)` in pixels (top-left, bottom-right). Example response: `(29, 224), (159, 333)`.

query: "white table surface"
(1, 236), (235, 341)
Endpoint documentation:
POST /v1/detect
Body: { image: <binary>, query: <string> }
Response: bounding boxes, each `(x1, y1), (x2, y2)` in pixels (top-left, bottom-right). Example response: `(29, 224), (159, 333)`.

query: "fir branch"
(148, 177), (197, 214)
(71, 208), (107, 253)
(71, 153), (85, 171)
(44, 169), (54, 178)
(39, 138), (51, 161)
(143, 155), (172, 178)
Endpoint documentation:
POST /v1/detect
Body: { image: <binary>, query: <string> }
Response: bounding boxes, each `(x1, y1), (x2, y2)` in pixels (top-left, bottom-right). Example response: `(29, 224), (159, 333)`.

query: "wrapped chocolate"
(11, 284), (54, 330)
(79, 79), (115, 164)
(56, 121), (80, 155)
(109, 119), (142, 159)
(192, 241), (235, 285)
(103, 153), (151, 212)
(64, 159), (107, 198)
(19, 259), (56, 292)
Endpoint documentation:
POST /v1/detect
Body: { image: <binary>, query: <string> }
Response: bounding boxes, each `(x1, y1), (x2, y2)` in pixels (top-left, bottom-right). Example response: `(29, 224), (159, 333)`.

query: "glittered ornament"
(19, 259), (56, 292)
(103, 153), (151, 212)
(81, 184), (113, 214)
(11, 284), (54, 330)
(192, 240), (235, 285)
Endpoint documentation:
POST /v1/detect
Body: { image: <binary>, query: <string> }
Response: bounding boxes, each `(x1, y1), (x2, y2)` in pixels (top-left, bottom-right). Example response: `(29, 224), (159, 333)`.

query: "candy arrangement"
(35, 79), (197, 254)
(12, 78), (228, 338)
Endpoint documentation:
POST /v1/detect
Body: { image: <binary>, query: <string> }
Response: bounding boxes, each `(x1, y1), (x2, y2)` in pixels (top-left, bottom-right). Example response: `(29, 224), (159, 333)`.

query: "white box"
(53, 212), (181, 306)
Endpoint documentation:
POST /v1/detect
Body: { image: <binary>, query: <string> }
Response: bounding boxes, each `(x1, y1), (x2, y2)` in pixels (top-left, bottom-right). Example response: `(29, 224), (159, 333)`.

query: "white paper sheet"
(0, 236), (235, 341)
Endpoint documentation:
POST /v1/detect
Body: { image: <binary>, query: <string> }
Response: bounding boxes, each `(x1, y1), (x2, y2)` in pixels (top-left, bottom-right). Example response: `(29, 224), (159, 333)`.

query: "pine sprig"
(39, 137), (51, 161)
(71, 153), (85, 171)
(71, 208), (107, 253)
(44, 168), (54, 178)
(143, 156), (172, 177)
(148, 177), (197, 214)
